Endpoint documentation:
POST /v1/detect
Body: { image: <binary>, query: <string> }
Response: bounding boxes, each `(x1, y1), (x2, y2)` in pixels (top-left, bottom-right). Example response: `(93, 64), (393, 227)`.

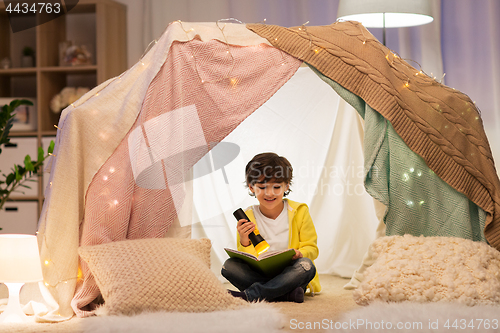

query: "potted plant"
(21, 46), (35, 67)
(0, 99), (54, 230)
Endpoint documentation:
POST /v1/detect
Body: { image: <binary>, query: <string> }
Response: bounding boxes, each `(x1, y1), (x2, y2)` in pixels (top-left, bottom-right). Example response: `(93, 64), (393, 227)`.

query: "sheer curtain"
(115, 0), (500, 278)
(440, 0), (500, 171)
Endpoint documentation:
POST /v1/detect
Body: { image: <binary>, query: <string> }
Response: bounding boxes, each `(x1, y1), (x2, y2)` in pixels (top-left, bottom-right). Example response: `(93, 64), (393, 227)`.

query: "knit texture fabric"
(36, 22), (277, 320)
(78, 238), (247, 315)
(69, 27), (300, 317)
(247, 22), (500, 250)
(353, 235), (500, 306)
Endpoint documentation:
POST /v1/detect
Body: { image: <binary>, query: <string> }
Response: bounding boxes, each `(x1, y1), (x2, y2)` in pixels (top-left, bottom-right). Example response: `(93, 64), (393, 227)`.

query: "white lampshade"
(337, 0), (434, 28)
(0, 234), (43, 283)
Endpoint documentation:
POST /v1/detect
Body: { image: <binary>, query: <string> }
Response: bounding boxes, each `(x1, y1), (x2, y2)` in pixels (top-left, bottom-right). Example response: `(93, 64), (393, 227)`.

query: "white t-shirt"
(252, 201), (289, 252)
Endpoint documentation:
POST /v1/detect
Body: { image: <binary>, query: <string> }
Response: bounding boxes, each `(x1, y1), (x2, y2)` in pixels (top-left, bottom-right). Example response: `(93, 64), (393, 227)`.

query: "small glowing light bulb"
(314, 49), (319, 54)
(45, 260), (50, 265)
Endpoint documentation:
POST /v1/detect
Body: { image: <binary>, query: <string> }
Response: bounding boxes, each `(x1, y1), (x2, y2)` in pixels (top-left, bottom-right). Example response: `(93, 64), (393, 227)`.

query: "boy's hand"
(292, 249), (303, 260)
(237, 219), (255, 247)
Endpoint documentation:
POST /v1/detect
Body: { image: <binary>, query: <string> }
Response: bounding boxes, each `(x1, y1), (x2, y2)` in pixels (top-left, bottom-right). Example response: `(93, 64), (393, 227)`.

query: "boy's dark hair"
(245, 153), (293, 188)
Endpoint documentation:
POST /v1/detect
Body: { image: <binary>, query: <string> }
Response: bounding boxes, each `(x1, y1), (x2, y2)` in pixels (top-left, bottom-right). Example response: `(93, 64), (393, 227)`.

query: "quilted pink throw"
(72, 38), (301, 316)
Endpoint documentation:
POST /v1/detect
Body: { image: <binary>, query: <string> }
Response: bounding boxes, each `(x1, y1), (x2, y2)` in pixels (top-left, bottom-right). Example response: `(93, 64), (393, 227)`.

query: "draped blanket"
(247, 22), (500, 250)
(70, 38), (301, 317)
(38, 22), (300, 319)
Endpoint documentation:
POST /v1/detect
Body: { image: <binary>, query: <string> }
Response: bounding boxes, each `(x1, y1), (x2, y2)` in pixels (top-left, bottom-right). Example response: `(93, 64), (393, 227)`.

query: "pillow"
(353, 235), (500, 306)
(78, 238), (247, 315)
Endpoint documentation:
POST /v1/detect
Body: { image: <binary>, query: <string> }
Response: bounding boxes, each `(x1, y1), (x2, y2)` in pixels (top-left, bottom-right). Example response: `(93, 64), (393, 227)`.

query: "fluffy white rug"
(335, 302), (500, 333)
(82, 302), (284, 333)
(354, 235), (500, 306)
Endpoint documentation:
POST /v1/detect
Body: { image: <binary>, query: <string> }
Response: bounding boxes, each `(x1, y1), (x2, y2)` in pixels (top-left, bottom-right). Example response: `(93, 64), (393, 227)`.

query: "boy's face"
(249, 181), (289, 212)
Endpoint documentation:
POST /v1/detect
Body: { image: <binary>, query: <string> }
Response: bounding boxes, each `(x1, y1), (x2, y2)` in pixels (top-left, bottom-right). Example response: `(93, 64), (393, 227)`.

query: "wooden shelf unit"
(0, 0), (127, 225)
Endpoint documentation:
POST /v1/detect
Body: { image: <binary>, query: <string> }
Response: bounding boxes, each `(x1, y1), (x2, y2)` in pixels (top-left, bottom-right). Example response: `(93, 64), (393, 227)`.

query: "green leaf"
(9, 99), (33, 110)
(24, 155), (34, 172)
(14, 165), (22, 181)
(0, 117), (14, 146)
(38, 146), (44, 162)
(1, 100), (32, 147)
(48, 140), (55, 154)
(6, 173), (15, 186)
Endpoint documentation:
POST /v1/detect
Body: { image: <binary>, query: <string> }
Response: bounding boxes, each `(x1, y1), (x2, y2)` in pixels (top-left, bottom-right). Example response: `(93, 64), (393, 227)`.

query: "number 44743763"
(6, 2), (61, 14)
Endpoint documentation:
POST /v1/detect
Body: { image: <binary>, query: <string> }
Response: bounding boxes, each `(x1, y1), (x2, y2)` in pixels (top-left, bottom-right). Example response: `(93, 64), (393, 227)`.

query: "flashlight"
(233, 208), (270, 255)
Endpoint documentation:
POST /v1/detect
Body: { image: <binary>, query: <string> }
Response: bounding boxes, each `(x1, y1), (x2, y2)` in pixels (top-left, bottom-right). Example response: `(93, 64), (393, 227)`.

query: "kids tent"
(37, 21), (500, 319)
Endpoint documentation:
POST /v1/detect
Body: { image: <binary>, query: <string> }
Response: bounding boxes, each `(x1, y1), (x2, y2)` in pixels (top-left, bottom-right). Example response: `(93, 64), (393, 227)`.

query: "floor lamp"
(0, 234), (44, 323)
(337, 0), (434, 45)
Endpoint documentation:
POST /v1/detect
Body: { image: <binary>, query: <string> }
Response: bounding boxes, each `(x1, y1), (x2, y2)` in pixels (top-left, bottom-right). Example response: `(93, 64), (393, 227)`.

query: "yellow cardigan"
(236, 199), (321, 294)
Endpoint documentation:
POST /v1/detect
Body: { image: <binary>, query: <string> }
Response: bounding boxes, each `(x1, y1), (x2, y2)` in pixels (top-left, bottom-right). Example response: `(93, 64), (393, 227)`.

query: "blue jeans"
(221, 257), (316, 302)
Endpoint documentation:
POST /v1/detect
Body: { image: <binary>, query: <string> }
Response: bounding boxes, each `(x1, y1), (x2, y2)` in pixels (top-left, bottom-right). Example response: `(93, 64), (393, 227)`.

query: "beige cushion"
(353, 235), (500, 306)
(78, 238), (246, 315)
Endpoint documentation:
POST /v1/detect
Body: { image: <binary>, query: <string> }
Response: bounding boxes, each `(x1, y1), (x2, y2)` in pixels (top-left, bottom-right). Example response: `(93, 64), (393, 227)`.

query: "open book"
(224, 248), (295, 277)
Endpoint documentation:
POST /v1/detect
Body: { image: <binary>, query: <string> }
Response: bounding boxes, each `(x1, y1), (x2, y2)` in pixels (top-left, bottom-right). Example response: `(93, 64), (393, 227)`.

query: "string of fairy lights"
(39, 19), (245, 290)
(38, 18), (481, 292)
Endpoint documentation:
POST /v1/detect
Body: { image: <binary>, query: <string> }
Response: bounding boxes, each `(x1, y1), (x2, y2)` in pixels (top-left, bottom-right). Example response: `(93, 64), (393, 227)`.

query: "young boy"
(221, 152), (321, 303)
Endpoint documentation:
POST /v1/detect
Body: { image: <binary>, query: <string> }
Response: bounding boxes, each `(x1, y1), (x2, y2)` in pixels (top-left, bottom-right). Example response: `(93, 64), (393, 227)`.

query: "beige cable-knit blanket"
(247, 22), (500, 250)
